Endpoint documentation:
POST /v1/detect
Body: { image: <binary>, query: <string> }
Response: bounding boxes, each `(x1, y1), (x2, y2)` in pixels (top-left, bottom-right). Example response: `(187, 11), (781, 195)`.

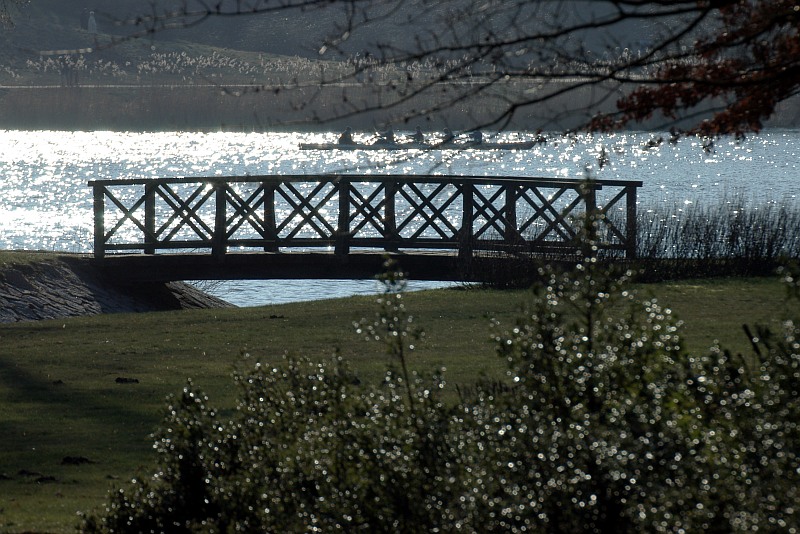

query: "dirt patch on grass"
(0, 253), (232, 323)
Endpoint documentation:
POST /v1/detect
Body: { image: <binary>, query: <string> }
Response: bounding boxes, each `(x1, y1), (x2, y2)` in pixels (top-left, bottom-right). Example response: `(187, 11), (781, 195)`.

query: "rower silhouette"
(338, 127), (354, 145)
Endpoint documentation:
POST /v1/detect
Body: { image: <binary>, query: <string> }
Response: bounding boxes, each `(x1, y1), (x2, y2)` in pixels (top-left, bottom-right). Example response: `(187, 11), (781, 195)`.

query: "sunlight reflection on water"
(1, 129), (798, 306)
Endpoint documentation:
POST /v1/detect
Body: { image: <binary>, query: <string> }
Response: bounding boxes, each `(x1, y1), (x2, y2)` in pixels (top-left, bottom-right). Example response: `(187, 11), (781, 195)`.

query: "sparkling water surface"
(1, 130), (797, 306)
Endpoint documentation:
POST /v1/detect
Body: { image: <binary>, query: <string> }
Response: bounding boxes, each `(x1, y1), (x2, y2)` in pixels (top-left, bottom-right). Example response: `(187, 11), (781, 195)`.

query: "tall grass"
(634, 199), (800, 279)
(474, 198), (799, 285)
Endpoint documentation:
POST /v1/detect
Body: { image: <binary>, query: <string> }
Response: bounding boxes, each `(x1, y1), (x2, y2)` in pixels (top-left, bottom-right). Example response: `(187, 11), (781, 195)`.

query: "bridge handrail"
(89, 174), (643, 188)
(89, 175), (642, 260)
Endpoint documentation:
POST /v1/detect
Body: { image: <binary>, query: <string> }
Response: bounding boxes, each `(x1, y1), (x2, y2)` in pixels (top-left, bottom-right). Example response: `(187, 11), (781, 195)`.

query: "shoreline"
(2, 83), (797, 133)
(0, 252), (232, 323)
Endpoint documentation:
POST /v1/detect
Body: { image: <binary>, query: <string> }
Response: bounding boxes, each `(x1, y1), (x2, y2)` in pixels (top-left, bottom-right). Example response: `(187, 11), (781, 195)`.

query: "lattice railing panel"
(595, 187), (632, 248)
(347, 182), (387, 239)
(223, 183), (270, 241)
(90, 175), (641, 259)
(394, 183), (462, 242)
(151, 183), (216, 244)
(98, 185), (149, 247)
(471, 185), (509, 241)
(273, 181), (338, 241)
(516, 185), (585, 245)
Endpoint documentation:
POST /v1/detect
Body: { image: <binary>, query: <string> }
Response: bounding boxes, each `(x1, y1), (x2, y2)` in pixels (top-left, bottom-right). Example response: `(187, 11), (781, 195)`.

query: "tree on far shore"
(113, 0), (799, 137)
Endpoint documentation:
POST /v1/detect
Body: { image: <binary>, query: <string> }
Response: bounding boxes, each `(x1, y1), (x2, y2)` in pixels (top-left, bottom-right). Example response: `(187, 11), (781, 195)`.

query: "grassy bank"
(0, 276), (792, 532)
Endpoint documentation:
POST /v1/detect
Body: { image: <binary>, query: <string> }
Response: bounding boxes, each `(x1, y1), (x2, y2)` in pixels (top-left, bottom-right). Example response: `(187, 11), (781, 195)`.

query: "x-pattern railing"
(89, 175), (642, 260)
(102, 184), (148, 240)
(594, 186), (631, 244)
(349, 182), (387, 237)
(517, 185), (584, 244)
(153, 183), (215, 244)
(472, 185), (510, 241)
(274, 181), (338, 241)
(396, 182), (462, 242)
(224, 183), (268, 240)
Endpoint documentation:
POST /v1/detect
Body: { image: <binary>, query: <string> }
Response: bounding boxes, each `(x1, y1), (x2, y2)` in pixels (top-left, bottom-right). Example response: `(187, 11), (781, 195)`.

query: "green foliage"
(83, 261), (799, 533)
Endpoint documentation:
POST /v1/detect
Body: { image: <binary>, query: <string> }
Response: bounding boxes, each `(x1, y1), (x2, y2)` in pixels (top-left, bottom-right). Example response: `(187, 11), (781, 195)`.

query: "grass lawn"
(0, 276), (793, 532)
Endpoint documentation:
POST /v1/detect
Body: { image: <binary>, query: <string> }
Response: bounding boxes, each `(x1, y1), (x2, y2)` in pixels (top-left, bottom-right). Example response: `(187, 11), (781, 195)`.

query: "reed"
(633, 199), (800, 279)
(471, 197), (799, 286)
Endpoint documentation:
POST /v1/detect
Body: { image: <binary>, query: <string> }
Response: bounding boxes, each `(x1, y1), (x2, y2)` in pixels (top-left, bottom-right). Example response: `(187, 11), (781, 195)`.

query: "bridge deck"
(96, 250), (584, 284)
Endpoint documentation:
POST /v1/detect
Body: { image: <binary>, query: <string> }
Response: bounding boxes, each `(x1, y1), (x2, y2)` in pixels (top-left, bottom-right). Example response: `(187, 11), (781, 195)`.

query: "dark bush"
(83, 261), (799, 533)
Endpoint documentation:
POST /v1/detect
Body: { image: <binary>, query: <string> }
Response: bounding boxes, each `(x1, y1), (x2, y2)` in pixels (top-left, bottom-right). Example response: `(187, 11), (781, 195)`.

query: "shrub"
(83, 261), (799, 533)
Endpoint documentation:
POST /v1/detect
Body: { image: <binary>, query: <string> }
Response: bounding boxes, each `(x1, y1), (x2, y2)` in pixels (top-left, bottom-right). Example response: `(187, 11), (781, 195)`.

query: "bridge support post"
(92, 184), (105, 260)
(144, 182), (156, 255)
(504, 184), (519, 245)
(626, 185), (638, 259)
(336, 179), (350, 255)
(263, 182), (279, 252)
(458, 181), (474, 262)
(212, 182), (227, 260)
(582, 181), (598, 259)
(384, 181), (399, 252)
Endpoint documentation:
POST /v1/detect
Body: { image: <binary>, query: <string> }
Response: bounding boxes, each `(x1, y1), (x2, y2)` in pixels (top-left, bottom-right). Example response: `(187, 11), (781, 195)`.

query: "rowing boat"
(299, 140), (539, 151)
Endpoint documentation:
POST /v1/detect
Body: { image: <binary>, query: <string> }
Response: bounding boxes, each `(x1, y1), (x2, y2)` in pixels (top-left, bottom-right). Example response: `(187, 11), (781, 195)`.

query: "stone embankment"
(0, 253), (232, 323)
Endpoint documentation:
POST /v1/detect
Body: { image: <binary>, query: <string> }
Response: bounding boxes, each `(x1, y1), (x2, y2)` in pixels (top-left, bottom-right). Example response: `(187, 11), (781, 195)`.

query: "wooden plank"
(94, 251), (588, 284)
(263, 182), (279, 252)
(89, 175), (642, 188)
(144, 182), (155, 254)
(384, 181), (399, 252)
(336, 180), (350, 255)
(212, 183), (226, 259)
(92, 184), (105, 259)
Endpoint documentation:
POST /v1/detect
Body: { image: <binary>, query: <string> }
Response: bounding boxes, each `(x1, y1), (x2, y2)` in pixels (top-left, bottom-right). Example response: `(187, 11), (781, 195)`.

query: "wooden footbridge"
(89, 175), (642, 283)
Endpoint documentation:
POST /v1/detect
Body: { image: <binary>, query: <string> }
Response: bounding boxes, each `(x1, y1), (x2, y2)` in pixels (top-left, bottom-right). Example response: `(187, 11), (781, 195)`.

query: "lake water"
(1, 130), (797, 306)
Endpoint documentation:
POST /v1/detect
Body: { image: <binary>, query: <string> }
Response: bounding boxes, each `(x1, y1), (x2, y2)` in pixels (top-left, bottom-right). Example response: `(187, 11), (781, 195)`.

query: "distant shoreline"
(3, 83), (798, 133)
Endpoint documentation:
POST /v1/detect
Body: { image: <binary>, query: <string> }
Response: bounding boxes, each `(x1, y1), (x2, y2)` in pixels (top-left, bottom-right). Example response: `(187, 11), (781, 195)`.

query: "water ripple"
(1, 129), (797, 305)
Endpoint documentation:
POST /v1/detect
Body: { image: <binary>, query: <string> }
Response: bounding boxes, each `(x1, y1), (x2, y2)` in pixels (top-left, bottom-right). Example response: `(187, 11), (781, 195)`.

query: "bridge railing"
(89, 175), (642, 260)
